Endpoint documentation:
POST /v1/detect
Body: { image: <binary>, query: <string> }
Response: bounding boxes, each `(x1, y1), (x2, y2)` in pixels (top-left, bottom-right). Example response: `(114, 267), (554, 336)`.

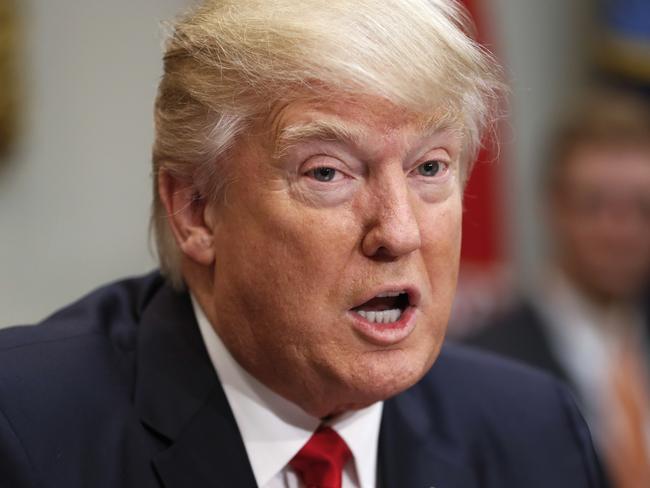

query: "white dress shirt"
(191, 296), (383, 488)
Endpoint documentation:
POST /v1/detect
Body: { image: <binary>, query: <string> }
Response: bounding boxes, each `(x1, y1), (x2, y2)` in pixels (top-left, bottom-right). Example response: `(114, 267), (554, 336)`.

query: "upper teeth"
(357, 309), (402, 324)
(376, 291), (404, 298)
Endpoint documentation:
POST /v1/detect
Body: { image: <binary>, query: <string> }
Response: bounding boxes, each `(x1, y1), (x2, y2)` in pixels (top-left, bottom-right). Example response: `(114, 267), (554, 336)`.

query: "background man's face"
(551, 143), (650, 302)
(207, 96), (464, 416)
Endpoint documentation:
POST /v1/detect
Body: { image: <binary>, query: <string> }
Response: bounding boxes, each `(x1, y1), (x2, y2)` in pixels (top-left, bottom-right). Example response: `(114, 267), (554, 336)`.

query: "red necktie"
(289, 426), (352, 488)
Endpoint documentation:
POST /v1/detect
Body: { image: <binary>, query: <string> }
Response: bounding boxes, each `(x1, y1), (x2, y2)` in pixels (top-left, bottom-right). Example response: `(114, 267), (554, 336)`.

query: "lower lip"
(348, 306), (417, 346)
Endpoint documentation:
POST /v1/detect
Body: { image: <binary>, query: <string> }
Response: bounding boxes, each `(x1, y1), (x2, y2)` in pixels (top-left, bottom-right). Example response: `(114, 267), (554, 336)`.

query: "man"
(0, 1), (601, 487)
(468, 91), (650, 487)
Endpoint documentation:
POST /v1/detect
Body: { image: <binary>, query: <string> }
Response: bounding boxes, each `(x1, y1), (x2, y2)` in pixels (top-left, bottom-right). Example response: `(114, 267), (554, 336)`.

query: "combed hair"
(152, 0), (504, 286)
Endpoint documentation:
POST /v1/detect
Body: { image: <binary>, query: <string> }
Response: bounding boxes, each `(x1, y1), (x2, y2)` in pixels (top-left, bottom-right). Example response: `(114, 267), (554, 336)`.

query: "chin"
(343, 345), (439, 406)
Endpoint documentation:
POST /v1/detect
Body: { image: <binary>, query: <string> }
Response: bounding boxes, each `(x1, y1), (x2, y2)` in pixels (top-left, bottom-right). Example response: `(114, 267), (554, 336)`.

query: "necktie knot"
(289, 426), (352, 488)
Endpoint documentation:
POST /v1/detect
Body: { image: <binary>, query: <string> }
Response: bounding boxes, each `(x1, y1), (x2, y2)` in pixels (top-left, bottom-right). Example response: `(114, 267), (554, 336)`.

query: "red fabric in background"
(458, 0), (504, 265)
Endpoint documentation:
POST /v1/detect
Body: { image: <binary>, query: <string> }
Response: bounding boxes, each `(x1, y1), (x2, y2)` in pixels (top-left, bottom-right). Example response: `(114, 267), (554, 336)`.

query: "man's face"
(551, 143), (650, 302)
(205, 96), (463, 417)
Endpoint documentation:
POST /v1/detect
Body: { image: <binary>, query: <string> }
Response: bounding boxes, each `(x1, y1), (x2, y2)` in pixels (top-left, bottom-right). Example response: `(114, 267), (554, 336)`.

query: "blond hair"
(152, 0), (504, 286)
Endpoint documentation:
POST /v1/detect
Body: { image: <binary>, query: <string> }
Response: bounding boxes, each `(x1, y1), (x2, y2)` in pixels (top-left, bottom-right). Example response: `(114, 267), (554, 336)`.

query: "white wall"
(482, 0), (592, 285)
(0, 0), (185, 326)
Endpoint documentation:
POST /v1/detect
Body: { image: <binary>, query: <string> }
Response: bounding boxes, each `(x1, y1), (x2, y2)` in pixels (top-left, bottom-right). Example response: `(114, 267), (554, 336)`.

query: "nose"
(361, 172), (422, 260)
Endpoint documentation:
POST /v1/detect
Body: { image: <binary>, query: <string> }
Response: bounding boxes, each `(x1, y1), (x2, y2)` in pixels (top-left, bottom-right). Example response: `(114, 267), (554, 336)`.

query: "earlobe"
(158, 170), (216, 266)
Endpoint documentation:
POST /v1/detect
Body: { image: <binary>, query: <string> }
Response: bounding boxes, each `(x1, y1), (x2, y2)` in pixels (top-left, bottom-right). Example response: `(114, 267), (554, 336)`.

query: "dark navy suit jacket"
(0, 273), (603, 487)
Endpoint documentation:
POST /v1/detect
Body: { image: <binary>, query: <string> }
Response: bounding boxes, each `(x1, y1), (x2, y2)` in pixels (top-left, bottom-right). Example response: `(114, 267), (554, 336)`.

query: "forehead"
(564, 143), (650, 189)
(263, 94), (461, 151)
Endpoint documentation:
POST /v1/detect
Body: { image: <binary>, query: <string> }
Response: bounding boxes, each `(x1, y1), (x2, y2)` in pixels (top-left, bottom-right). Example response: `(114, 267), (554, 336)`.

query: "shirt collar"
(191, 295), (383, 488)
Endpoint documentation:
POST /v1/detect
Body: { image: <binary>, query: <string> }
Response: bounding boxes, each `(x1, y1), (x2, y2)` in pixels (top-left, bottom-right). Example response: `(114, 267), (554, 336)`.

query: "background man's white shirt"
(533, 270), (650, 451)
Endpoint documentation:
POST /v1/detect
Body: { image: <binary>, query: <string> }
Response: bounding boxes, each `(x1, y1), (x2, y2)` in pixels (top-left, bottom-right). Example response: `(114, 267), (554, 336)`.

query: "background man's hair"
(545, 87), (650, 195)
(151, 0), (504, 287)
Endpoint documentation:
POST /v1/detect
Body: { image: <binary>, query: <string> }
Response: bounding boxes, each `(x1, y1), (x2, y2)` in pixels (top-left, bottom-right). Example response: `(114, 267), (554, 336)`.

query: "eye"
(416, 160), (444, 177)
(308, 167), (339, 182)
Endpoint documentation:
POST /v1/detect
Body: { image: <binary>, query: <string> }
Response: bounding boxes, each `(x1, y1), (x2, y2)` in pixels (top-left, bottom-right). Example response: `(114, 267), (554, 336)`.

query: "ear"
(158, 169), (216, 266)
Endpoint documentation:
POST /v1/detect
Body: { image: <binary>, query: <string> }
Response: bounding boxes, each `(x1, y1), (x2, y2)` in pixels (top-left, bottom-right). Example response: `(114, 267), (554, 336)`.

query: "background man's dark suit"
(0, 273), (602, 487)
(466, 295), (650, 488)
(466, 297), (650, 401)
(466, 301), (571, 385)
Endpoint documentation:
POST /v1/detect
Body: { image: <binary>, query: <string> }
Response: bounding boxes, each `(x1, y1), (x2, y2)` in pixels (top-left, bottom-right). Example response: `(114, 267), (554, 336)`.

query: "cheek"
(421, 194), (463, 258)
(217, 196), (359, 318)
(418, 195), (463, 309)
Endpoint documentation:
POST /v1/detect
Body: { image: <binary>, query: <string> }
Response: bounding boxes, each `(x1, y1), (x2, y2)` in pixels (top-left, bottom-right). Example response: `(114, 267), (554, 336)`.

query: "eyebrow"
(273, 115), (460, 160)
(273, 120), (364, 159)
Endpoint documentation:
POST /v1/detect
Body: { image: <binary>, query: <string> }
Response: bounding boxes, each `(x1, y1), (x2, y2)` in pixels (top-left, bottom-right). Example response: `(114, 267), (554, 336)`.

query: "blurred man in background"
(469, 90), (650, 487)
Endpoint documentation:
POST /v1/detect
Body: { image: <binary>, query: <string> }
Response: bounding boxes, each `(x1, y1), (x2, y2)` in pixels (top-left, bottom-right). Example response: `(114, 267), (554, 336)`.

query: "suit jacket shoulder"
(0, 272), (259, 488)
(380, 344), (601, 487)
(0, 272), (167, 488)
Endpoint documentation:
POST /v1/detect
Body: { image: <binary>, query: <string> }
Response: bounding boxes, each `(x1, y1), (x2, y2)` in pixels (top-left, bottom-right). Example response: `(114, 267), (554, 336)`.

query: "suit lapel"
(378, 374), (477, 488)
(134, 284), (257, 488)
(151, 385), (258, 488)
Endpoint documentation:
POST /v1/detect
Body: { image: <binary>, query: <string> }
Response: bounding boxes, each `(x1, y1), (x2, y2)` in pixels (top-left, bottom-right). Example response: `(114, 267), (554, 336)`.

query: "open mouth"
(351, 290), (411, 324)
